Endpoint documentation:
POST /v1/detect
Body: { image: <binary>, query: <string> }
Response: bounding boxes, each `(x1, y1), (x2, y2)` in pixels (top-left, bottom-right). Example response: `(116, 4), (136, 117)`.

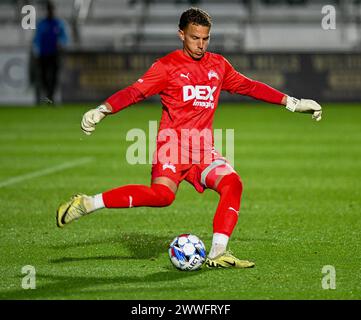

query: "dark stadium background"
(0, 0), (360, 302)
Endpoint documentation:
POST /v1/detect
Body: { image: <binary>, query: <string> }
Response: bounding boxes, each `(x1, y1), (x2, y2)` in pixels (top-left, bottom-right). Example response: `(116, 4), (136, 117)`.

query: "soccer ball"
(168, 234), (207, 271)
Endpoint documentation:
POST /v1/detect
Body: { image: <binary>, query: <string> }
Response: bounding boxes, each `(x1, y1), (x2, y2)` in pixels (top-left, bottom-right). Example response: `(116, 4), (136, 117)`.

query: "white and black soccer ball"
(168, 234), (207, 271)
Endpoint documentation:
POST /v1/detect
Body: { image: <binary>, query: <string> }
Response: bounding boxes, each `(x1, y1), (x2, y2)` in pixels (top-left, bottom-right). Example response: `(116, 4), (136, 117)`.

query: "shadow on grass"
(0, 232), (215, 299)
(51, 231), (176, 260)
(49, 255), (136, 263)
(0, 268), (210, 299)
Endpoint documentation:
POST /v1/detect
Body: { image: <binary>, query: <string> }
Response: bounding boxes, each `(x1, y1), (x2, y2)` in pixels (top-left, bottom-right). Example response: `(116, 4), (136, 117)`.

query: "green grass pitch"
(0, 102), (360, 299)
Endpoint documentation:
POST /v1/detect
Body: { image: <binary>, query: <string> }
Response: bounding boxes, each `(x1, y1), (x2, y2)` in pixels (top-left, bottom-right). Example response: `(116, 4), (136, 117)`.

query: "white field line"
(0, 157), (94, 188)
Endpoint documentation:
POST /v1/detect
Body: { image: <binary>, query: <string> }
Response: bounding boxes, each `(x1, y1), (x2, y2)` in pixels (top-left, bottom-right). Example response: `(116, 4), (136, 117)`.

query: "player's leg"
(199, 159), (254, 268)
(102, 177), (177, 209)
(203, 161), (239, 256)
(39, 57), (47, 100)
(56, 177), (177, 228)
(47, 54), (59, 102)
(44, 56), (54, 100)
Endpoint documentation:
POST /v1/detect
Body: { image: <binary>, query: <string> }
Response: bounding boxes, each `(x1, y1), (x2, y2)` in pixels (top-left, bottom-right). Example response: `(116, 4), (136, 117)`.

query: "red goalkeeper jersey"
(107, 49), (285, 164)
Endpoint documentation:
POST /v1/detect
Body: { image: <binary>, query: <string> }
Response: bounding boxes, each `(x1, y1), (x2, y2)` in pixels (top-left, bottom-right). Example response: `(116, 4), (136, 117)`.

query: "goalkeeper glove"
(81, 104), (111, 135)
(285, 96), (322, 121)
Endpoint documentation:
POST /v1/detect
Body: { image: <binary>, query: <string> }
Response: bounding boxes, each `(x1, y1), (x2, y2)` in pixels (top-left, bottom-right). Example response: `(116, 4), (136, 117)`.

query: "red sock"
(102, 183), (175, 208)
(213, 173), (243, 237)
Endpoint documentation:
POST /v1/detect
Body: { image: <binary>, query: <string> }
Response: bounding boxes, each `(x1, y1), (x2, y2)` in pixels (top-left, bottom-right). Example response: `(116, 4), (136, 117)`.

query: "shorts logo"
(208, 70), (219, 80)
(162, 162), (176, 173)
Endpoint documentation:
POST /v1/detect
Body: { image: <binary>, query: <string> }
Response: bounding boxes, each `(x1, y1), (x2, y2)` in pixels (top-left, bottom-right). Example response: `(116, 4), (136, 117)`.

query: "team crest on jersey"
(208, 70), (219, 80)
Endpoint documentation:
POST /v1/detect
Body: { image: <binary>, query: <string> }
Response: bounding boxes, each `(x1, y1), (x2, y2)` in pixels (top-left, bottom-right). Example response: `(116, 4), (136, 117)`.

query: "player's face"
(179, 23), (210, 60)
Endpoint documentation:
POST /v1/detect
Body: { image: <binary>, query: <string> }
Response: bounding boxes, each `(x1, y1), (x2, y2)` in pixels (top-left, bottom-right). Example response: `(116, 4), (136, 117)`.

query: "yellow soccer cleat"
(205, 251), (255, 269)
(56, 194), (89, 228)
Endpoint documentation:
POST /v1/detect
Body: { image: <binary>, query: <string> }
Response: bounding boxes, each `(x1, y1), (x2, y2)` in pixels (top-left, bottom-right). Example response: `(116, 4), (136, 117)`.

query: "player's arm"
(81, 61), (168, 135)
(32, 21), (43, 57)
(57, 20), (69, 50)
(222, 58), (322, 121)
(80, 87), (143, 135)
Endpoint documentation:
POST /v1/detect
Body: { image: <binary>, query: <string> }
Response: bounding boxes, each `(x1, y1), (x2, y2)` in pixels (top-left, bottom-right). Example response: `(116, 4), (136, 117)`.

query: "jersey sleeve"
(222, 58), (251, 94)
(57, 19), (69, 47)
(222, 58), (285, 105)
(132, 60), (168, 98)
(105, 59), (168, 113)
(106, 86), (144, 114)
(32, 21), (43, 56)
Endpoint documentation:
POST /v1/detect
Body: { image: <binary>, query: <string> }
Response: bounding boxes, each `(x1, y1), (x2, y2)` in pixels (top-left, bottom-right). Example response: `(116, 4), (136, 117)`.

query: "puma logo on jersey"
(183, 85), (217, 102)
(180, 73), (190, 80)
(162, 162), (176, 173)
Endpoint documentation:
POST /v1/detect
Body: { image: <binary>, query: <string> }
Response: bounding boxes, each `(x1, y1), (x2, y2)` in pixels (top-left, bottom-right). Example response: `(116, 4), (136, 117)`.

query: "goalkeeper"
(57, 8), (322, 268)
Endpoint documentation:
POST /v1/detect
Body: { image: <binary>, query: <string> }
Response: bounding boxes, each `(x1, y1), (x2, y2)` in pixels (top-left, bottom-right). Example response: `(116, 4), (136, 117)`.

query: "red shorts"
(151, 149), (234, 193)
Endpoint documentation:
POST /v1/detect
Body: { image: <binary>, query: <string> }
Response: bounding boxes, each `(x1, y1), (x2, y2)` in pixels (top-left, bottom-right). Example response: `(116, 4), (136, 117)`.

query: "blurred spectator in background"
(32, 1), (68, 105)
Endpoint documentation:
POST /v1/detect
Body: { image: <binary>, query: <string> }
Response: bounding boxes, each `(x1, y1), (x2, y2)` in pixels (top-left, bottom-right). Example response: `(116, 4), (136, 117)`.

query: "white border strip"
(200, 159), (227, 187)
(0, 157), (94, 188)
